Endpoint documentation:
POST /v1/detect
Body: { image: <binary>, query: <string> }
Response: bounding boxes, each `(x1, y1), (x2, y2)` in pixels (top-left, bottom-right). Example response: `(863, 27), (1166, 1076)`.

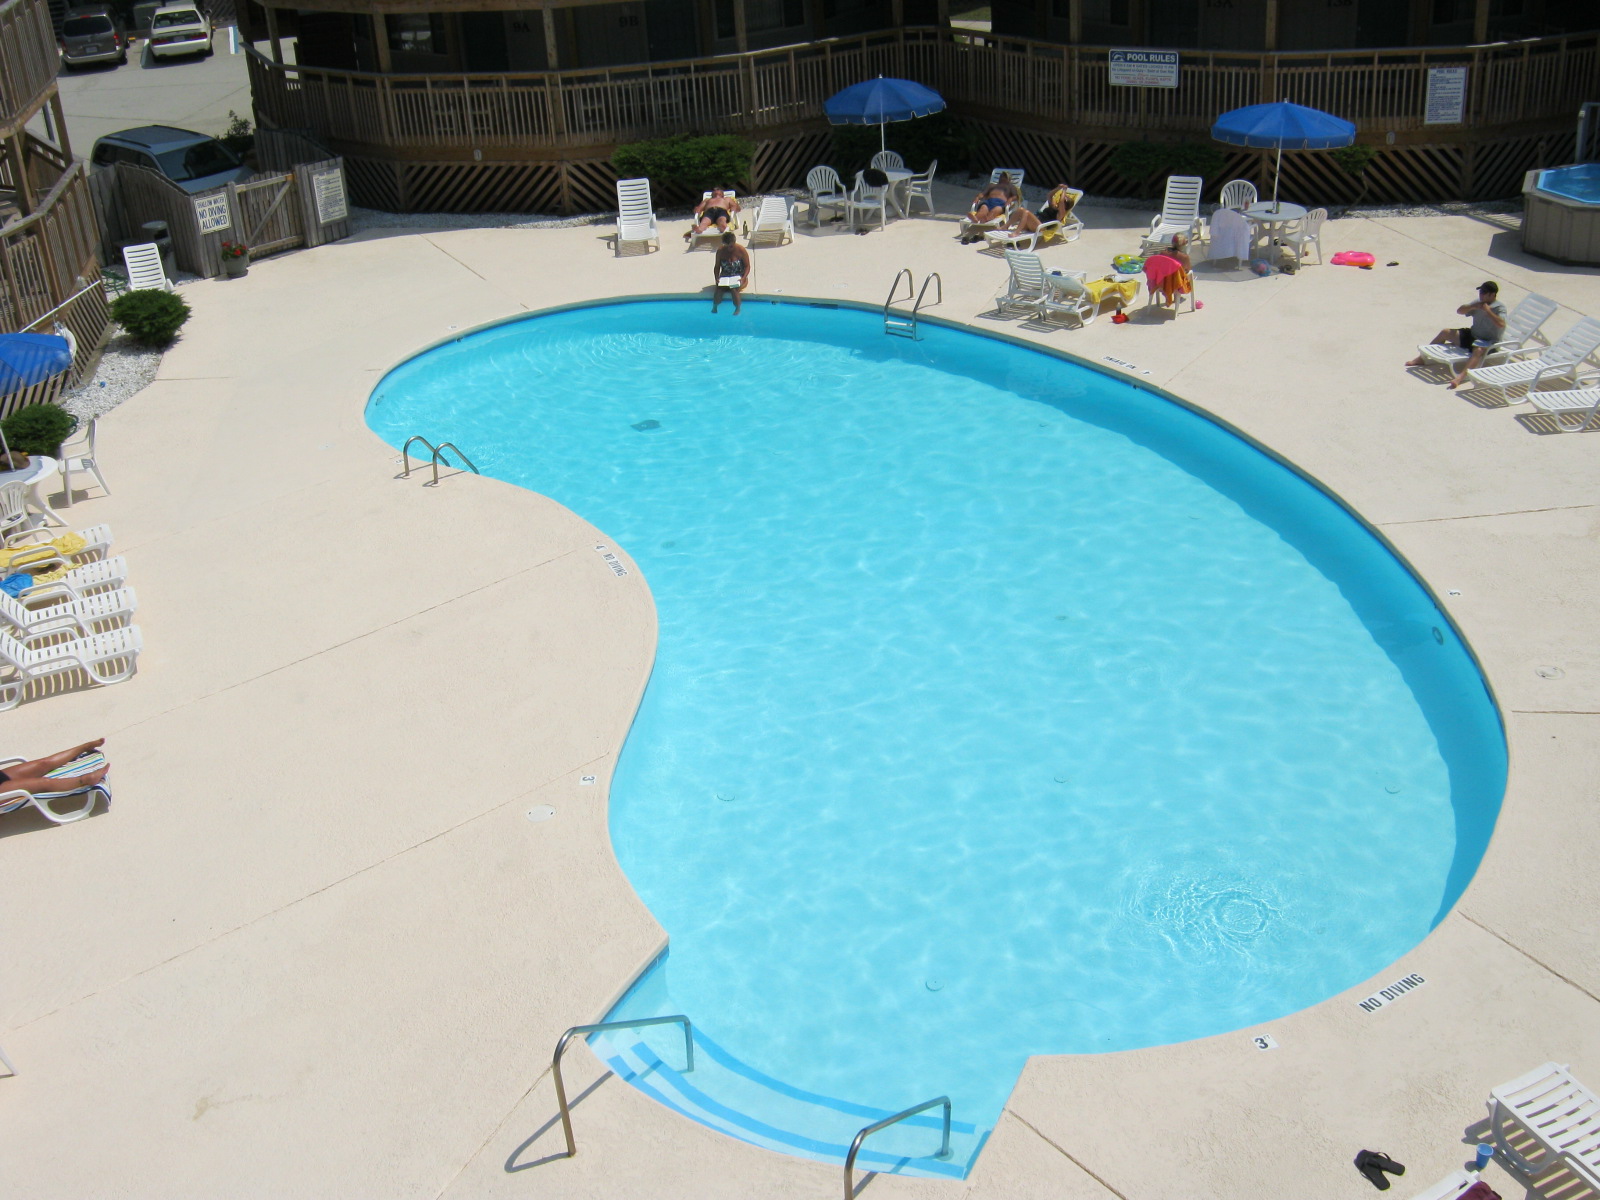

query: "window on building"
(387, 13), (447, 55)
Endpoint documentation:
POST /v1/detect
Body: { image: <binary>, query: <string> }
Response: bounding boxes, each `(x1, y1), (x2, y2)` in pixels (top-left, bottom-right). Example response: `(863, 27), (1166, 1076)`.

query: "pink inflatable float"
(1330, 251), (1376, 268)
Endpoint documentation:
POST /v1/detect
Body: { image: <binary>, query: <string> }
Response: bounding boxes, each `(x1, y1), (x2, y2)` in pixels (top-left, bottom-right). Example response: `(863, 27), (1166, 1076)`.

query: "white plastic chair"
(1144, 175), (1205, 250)
(1218, 179), (1258, 211)
(614, 177), (659, 256)
(804, 166), (849, 226)
(0, 753), (110, 825)
(3, 523), (113, 566)
(9, 555), (127, 604)
(748, 195), (794, 246)
(845, 173), (889, 233)
(1487, 1062), (1600, 1190)
(903, 159), (938, 216)
(0, 584), (136, 641)
(990, 168), (1026, 192)
(57, 416), (109, 508)
(1035, 272), (1103, 327)
(1466, 316), (1600, 401)
(0, 624), (142, 710)
(0, 482), (33, 542)
(983, 218), (1064, 253)
(994, 249), (1047, 316)
(1403, 1169), (1481, 1200)
(1279, 207), (1328, 263)
(1526, 381), (1600, 431)
(870, 150), (905, 172)
(1419, 292), (1559, 372)
(121, 242), (170, 292)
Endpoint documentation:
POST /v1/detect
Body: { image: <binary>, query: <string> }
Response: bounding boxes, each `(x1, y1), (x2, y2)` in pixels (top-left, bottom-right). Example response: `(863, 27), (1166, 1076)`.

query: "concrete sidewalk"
(1, 197), (1596, 1199)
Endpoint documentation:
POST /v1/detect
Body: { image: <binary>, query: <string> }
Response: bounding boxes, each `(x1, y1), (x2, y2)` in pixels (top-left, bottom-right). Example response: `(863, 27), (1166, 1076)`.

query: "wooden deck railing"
(249, 26), (1600, 155)
(1, 163), (108, 337)
(0, 0), (63, 139)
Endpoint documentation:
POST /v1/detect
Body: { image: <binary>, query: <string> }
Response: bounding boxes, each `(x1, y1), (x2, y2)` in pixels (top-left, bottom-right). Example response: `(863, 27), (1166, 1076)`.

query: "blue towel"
(0, 574), (31, 597)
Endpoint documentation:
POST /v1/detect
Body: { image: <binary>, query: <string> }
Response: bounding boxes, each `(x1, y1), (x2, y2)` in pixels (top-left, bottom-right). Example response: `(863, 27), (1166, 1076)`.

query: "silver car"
(60, 5), (130, 68)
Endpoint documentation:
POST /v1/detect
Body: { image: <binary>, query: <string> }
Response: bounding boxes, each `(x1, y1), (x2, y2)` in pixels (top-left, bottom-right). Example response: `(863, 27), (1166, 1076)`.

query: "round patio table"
(0, 454), (62, 528)
(1244, 201), (1308, 257)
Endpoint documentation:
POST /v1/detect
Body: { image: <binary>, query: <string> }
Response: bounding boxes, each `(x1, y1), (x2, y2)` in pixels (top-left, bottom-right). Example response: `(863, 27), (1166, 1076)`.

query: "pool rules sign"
(1109, 49), (1180, 88)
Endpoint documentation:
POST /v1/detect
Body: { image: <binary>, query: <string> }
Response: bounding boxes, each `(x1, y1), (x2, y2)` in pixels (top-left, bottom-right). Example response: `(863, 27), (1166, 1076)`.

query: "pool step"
(589, 1027), (987, 1178)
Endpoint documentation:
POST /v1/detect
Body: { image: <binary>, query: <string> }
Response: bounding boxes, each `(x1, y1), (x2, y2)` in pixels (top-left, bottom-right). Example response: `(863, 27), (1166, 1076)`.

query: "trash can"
(140, 220), (174, 279)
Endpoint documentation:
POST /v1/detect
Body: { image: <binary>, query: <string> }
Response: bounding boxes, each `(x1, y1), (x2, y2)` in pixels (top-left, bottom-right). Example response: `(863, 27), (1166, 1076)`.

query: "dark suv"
(60, 5), (129, 68)
(89, 126), (255, 194)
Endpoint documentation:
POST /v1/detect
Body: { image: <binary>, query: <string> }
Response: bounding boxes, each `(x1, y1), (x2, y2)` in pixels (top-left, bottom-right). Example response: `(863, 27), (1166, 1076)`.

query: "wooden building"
(0, 0), (110, 372)
(241, 0), (1599, 213)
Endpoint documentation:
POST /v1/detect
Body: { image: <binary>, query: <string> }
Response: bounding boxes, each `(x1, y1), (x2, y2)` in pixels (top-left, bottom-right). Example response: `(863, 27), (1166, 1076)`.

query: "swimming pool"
(368, 298), (1505, 1176)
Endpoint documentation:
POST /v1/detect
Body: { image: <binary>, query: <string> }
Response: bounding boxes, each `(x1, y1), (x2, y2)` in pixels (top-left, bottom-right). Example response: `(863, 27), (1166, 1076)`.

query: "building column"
(374, 13), (393, 71)
(1472, 0), (1489, 43)
(733, 0), (748, 54)
(265, 5), (283, 62)
(1068, 0), (1081, 43)
(49, 92), (71, 159)
(542, 7), (559, 67)
(5, 134), (34, 216)
(1263, 0), (1278, 51)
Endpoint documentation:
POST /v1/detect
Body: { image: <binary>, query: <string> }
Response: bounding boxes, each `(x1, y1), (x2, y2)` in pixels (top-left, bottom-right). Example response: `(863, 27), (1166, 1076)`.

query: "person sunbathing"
(962, 186), (1010, 242)
(1040, 183), (1077, 224)
(684, 187), (741, 240)
(0, 738), (107, 794)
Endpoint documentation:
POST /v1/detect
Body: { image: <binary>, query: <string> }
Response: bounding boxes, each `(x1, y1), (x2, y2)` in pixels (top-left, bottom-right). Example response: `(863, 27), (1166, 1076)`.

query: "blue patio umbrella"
(0, 333), (72, 396)
(824, 76), (946, 155)
(1211, 100), (1357, 211)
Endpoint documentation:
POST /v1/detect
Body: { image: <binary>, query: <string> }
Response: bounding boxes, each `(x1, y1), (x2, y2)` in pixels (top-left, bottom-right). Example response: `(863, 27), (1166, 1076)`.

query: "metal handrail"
(883, 267), (913, 328)
(552, 1015), (693, 1158)
(914, 272), (942, 316)
(843, 1095), (952, 1199)
(400, 435), (437, 478)
(400, 436), (480, 486)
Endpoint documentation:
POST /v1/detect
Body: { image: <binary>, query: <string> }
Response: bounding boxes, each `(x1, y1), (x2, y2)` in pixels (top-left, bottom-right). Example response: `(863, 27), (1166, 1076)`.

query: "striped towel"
(42, 751), (111, 807)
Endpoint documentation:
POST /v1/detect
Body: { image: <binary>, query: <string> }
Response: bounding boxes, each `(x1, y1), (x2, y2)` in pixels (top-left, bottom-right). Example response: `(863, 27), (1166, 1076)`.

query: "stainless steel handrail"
(883, 267), (913, 332)
(400, 435), (437, 478)
(843, 1095), (952, 1200)
(914, 271), (942, 317)
(552, 1014), (693, 1159)
(427, 441), (479, 486)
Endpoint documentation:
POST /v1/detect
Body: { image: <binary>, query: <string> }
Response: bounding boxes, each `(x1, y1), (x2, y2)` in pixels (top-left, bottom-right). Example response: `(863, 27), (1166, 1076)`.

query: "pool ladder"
(399, 435), (480, 487)
(884, 268), (942, 339)
(547, 1013), (952, 1195)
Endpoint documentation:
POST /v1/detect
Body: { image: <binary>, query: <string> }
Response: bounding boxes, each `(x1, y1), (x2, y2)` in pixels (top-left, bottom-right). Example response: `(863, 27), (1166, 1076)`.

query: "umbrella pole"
(1273, 143), (1282, 212)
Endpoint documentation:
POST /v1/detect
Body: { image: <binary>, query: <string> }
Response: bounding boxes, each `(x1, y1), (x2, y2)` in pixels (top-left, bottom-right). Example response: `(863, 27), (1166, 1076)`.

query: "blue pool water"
(368, 299), (1505, 1175)
(1537, 163), (1600, 204)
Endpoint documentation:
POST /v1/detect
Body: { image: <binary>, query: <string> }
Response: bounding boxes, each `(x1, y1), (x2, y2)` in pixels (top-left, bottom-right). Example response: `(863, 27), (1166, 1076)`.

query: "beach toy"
(1112, 254), (1145, 274)
(1330, 250), (1376, 267)
(1248, 258), (1273, 276)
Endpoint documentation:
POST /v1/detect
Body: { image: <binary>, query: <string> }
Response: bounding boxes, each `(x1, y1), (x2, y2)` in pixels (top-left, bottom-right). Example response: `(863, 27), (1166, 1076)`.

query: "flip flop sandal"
(1368, 1151), (1406, 1175)
(1355, 1151), (1393, 1190)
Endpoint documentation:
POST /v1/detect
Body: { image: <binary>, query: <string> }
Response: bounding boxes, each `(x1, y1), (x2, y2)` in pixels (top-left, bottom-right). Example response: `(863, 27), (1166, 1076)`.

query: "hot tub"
(1524, 163), (1600, 265)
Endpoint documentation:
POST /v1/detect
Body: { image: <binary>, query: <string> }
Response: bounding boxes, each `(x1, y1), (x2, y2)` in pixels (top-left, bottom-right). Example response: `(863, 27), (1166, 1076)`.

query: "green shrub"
(221, 109), (255, 158)
(1331, 144), (1379, 178)
(111, 288), (192, 346)
(830, 112), (982, 176)
(612, 135), (755, 198)
(1108, 141), (1226, 197)
(1, 403), (77, 457)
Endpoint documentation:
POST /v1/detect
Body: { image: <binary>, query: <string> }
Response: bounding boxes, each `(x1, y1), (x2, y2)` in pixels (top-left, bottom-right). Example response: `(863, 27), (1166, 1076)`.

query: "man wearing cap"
(1406, 281), (1508, 388)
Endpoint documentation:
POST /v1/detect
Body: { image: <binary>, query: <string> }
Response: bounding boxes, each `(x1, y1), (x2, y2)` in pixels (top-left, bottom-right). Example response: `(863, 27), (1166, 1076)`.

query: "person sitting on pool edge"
(685, 187), (741, 241)
(711, 232), (751, 315)
(0, 738), (107, 796)
(1404, 281), (1508, 388)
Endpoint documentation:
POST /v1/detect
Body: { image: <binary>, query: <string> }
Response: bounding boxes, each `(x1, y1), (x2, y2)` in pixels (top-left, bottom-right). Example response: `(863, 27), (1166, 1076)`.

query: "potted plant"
(219, 239), (249, 278)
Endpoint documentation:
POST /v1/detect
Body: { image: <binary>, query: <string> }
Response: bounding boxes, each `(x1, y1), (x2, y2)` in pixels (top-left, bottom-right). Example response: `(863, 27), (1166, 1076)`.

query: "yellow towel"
(0, 533), (87, 584)
(1086, 277), (1139, 306)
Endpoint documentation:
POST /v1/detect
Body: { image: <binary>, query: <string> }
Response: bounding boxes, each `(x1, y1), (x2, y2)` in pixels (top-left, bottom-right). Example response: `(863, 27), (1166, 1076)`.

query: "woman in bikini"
(961, 186), (1010, 243)
(685, 187), (741, 240)
(0, 738), (107, 795)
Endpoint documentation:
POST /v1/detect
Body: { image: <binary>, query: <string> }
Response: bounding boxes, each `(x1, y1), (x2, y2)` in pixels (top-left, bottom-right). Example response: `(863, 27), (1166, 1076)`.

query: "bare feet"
(1404, 357), (1424, 367)
(1447, 376), (1465, 389)
(37, 739), (104, 772)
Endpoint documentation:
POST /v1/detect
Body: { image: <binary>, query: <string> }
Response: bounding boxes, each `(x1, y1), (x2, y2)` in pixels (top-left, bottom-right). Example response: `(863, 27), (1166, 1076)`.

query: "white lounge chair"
(614, 177), (659, 256)
(10, 555), (128, 604)
(1419, 292), (1559, 373)
(1465, 316), (1600, 401)
(1036, 272), (1124, 327)
(990, 168), (1026, 192)
(57, 415), (110, 507)
(995, 249), (1047, 316)
(1487, 1062), (1600, 1189)
(0, 625), (143, 709)
(804, 166), (849, 227)
(1525, 382), (1600, 431)
(0, 585), (136, 641)
(748, 195), (794, 246)
(846, 173), (889, 233)
(121, 242), (170, 292)
(688, 190), (739, 249)
(0, 750), (110, 825)
(960, 169), (1027, 239)
(3, 522), (113, 562)
(1404, 1169), (1481, 1200)
(1143, 175), (1205, 251)
(1280, 207), (1328, 263)
(870, 150), (905, 172)
(903, 159), (938, 216)
(1218, 178), (1258, 212)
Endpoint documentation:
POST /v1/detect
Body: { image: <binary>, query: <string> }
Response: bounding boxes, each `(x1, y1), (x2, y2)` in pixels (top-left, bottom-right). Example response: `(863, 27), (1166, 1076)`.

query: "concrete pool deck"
(2, 190), (1598, 1199)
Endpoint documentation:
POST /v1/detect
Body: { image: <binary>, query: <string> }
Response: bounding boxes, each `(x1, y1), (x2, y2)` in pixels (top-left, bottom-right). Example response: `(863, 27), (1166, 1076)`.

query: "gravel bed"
(63, 188), (1523, 420)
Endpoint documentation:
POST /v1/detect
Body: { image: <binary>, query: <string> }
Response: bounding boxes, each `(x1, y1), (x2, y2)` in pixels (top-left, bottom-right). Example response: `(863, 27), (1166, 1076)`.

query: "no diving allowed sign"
(593, 544), (629, 577)
(1357, 972), (1426, 1014)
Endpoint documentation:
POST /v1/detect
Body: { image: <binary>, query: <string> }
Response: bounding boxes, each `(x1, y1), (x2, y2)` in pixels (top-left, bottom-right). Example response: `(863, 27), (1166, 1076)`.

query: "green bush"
(1, 403), (77, 457)
(830, 112), (982, 176)
(1331, 144), (1379, 178)
(221, 109), (255, 158)
(111, 288), (192, 346)
(612, 135), (755, 198)
(1108, 141), (1226, 196)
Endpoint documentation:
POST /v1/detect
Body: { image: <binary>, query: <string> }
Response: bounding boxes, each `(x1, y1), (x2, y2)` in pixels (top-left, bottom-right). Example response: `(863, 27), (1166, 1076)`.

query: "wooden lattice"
(342, 156), (401, 212)
(752, 129), (835, 193)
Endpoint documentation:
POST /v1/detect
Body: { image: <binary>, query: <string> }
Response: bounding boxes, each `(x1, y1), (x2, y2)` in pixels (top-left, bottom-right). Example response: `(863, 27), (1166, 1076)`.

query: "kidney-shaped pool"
(368, 298), (1505, 1176)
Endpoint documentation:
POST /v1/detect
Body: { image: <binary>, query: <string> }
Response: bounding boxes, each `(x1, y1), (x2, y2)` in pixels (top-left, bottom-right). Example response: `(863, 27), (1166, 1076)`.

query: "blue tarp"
(0, 333), (72, 395)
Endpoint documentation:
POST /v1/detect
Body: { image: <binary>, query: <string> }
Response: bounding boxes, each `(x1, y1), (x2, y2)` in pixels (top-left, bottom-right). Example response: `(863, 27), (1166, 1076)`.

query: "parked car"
(90, 126), (253, 194)
(146, 3), (211, 58)
(59, 4), (129, 68)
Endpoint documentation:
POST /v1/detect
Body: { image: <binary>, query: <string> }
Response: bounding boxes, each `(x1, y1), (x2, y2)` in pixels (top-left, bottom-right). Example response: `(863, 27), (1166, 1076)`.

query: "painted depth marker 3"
(1357, 972), (1426, 1014)
(593, 544), (629, 577)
